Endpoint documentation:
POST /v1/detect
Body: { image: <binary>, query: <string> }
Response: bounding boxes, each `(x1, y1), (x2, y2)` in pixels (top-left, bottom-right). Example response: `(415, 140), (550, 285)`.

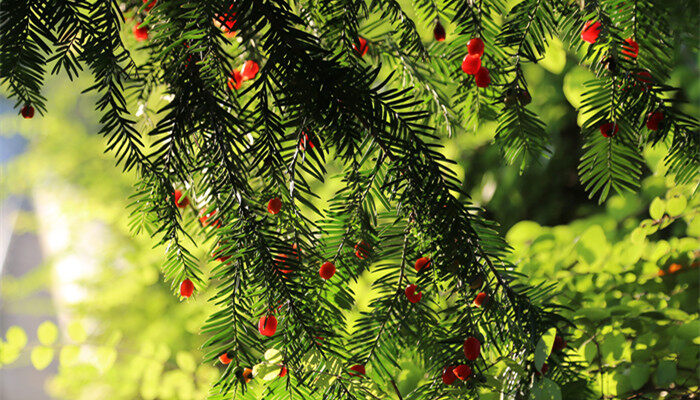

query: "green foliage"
(507, 167), (699, 399)
(1, 0), (698, 399)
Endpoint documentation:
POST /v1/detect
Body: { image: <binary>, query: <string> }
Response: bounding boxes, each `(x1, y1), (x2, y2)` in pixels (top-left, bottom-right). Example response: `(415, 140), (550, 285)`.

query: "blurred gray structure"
(1, 108), (56, 399)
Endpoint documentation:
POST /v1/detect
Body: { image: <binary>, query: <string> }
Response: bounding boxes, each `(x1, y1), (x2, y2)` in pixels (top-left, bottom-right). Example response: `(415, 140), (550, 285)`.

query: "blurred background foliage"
(0, 1), (698, 399)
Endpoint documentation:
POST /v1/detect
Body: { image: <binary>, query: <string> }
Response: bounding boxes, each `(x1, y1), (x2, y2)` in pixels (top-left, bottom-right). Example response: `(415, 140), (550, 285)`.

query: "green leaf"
(264, 348), (283, 365)
(59, 345), (80, 366)
(5, 326), (27, 349)
(676, 320), (700, 340)
(655, 360), (677, 386)
(535, 327), (557, 371)
(540, 39), (566, 74)
(531, 377), (562, 400)
(37, 321), (58, 346)
(96, 346), (117, 372)
(175, 351), (196, 372)
(665, 195), (687, 216)
(574, 225), (609, 265)
(649, 197), (665, 220)
(576, 307), (610, 322)
(0, 342), (21, 365)
(629, 363), (651, 390)
(583, 341), (597, 364)
(31, 346), (54, 370)
(563, 67), (595, 109)
(504, 357), (528, 376)
(252, 362), (282, 381)
(67, 321), (87, 343)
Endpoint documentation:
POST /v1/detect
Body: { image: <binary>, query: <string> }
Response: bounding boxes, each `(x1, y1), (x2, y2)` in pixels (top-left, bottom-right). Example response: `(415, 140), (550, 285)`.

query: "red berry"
(274, 253), (293, 274)
(279, 366), (287, 377)
(622, 38), (639, 59)
(349, 364), (365, 376)
(646, 111), (663, 131)
(473, 292), (488, 307)
(452, 364), (472, 380)
(219, 352), (232, 364)
(199, 209), (222, 228)
(143, 0), (156, 10)
(461, 54), (481, 75)
(405, 284), (423, 303)
(133, 23), (148, 41)
(668, 263), (682, 273)
(433, 21), (446, 42)
(212, 245), (230, 263)
(463, 337), (481, 361)
(20, 105), (34, 119)
(469, 275), (484, 290)
(553, 335), (566, 352)
(180, 278), (194, 298)
(637, 70), (652, 85)
(216, 5), (237, 32)
(581, 21), (601, 44)
(467, 38), (485, 57)
(319, 261), (336, 280)
(352, 37), (368, 57)
(475, 66), (491, 88)
(227, 69), (243, 91)
(599, 122), (619, 138)
(173, 189), (189, 208)
(414, 257), (431, 272)
(442, 365), (457, 385)
(355, 241), (370, 260)
(267, 197), (282, 214)
(241, 60), (259, 81)
(258, 315), (278, 337)
(242, 367), (253, 382)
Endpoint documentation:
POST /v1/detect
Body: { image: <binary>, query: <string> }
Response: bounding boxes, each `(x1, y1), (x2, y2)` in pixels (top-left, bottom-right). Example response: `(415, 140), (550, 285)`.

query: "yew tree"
(1, 0), (697, 399)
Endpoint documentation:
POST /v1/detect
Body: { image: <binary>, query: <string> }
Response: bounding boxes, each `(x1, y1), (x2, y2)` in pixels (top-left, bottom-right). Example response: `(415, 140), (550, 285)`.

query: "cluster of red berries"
(228, 60), (259, 91)
(581, 20), (640, 61)
(461, 38), (490, 88)
(599, 109), (664, 138)
(216, 352), (284, 380)
(442, 336), (482, 385)
(657, 262), (686, 277)
(403, 256), (431, 303)
(216, 3), (237, 36)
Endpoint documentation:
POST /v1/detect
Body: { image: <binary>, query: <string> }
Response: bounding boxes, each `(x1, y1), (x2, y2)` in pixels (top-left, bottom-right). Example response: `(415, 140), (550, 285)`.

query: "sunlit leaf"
(37, 321), (58, 346)
(31, 346), (54, 370)
(534, 327), (557, 371)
